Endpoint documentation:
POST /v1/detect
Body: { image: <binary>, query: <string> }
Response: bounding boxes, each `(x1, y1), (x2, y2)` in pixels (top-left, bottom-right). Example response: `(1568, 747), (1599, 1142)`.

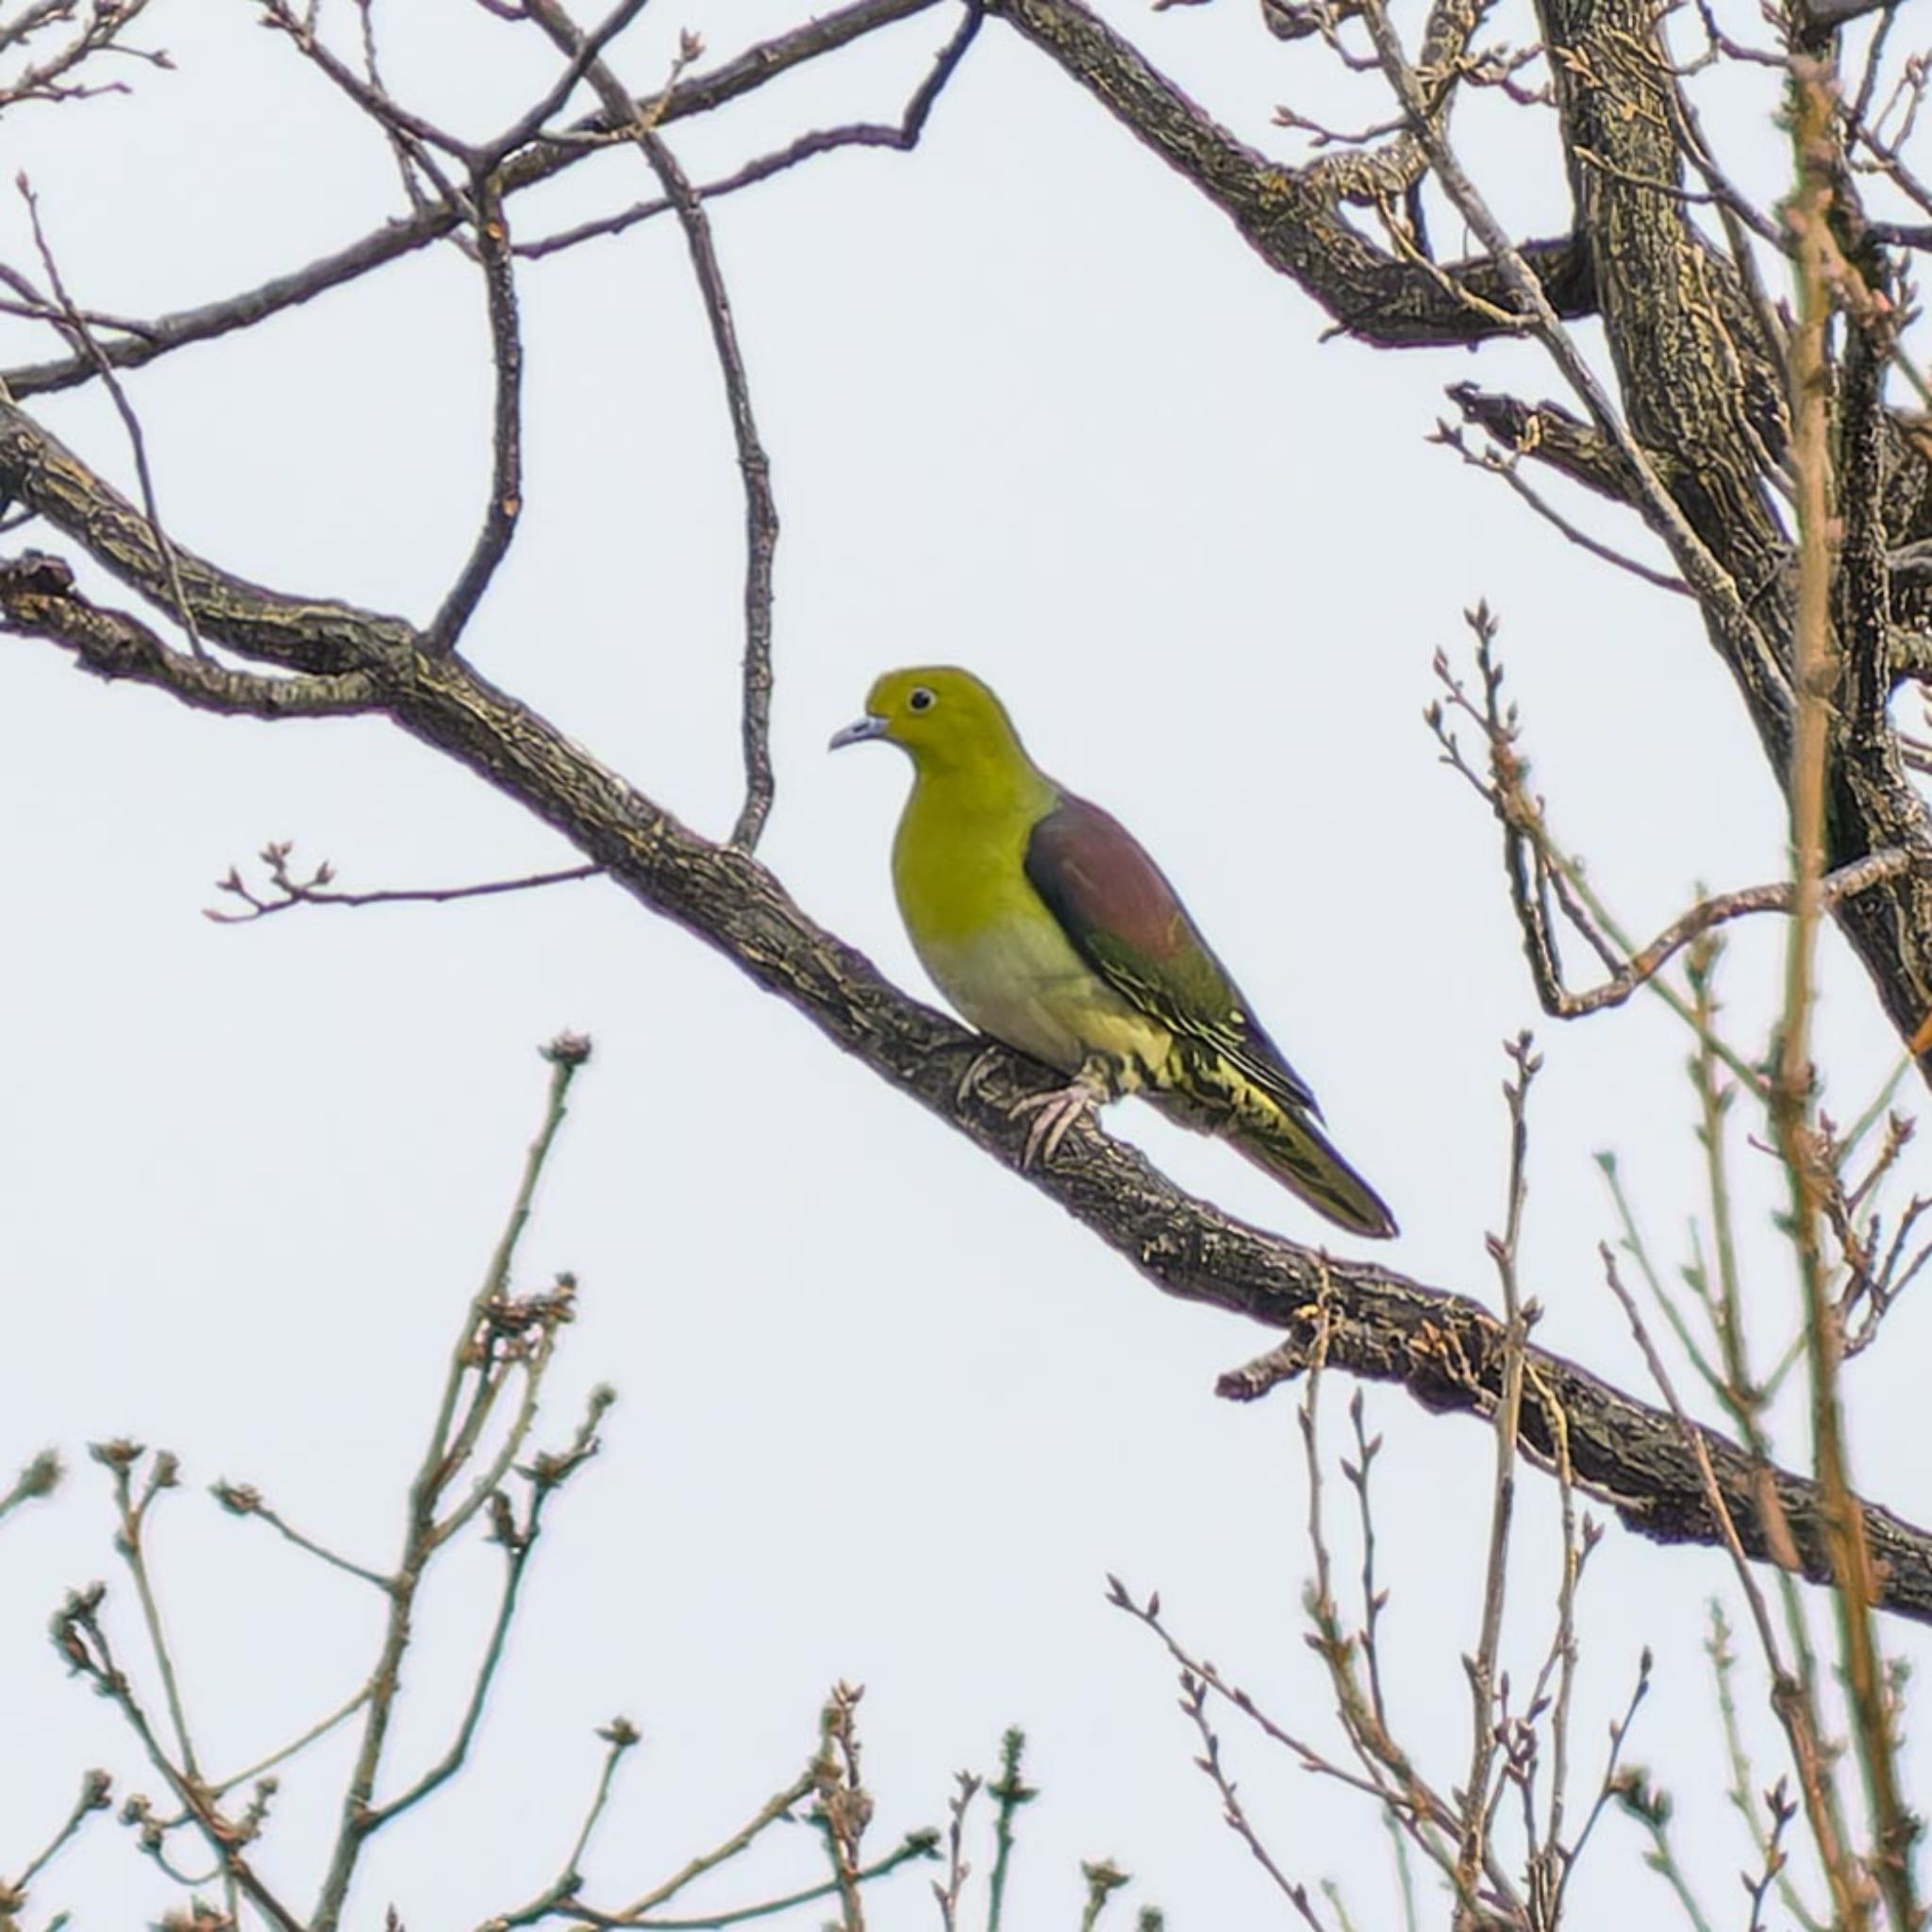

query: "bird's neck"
(906, 745), (1057, 826)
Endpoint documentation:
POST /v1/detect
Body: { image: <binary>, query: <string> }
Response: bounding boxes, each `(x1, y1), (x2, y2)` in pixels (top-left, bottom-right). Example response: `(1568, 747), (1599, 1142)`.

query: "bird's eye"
(908, 687), (936, 713)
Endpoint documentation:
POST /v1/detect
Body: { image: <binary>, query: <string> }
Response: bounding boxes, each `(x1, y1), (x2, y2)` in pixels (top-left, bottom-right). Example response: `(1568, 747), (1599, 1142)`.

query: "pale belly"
(912, 911), (1174, 1082)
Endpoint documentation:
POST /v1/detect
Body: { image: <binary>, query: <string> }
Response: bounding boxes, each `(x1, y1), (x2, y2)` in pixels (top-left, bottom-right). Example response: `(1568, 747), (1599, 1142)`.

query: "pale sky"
(1, 2), (1924, 1927)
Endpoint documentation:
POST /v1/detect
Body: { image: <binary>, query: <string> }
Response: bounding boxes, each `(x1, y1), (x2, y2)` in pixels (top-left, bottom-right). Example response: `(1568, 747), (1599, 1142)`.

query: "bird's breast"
(892, 784), (1172, 1079)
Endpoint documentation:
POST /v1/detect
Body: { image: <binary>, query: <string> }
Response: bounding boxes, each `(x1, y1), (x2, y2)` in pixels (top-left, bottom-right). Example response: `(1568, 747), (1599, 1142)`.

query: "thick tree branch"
(1525, 0), (1932, 1083)
(1445, 383), (1643, 506)
(6, 436), (1932, 1623)
(377, 645), (1932, 1627)
(1535, 0), (1790, 707)
(0, 552), (381, 716)
(0, 399), (412, 674)
(983, 0), (1596, 348)
(8, 2), (1932, 1630)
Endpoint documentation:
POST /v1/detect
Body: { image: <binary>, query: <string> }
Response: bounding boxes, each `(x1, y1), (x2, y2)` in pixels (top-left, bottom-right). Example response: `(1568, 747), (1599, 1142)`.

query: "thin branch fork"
(1347, 0), (1774, 674)
(0, 551), (382, 716)
(16, 175), (205, 658)
(1292, 1322), (1519, 1911)
(0, 1768), (111, 1918)
(254, 1), (477, 165)
(514, 6), (985, 264)
(1593, 1246), (1871, 1927)
(0, 0), (162, 110)
(1425, 614), (1912, 1026)
(49, 1579), (307, 1932)
(1513, 844), (1909, 1022)
(1431, 415), (1690, 597)
(988, 0), (1601, 350)
(206, 841), (602, 924)
(476, 0), (658, 165)
(309, 1042), (595, 1932)
(0, 0), (955, 403)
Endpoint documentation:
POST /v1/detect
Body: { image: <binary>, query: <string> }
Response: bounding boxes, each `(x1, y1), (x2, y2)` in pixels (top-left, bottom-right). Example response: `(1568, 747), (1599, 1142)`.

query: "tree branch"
(983, 0), (1597, 349)
(515, 0), (784, 850)
(0, 0), (952, 402)
(0, 552), (382, 716)
(0, 398), (413, 674)
(427, 168), (526, 657)
(8, 406), (1932, 1624)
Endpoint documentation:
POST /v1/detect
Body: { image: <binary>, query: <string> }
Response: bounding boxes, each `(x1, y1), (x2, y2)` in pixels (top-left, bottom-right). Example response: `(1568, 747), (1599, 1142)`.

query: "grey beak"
(828, 713), (888, 751)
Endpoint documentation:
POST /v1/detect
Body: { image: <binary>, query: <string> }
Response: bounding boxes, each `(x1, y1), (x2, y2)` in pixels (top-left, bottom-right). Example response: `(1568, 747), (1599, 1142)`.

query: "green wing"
(1023, 791), (1320, 1117)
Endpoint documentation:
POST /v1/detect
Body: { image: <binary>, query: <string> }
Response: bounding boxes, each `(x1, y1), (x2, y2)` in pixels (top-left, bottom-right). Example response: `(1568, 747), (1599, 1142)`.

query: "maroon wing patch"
(1024, 791), (1319, 1115)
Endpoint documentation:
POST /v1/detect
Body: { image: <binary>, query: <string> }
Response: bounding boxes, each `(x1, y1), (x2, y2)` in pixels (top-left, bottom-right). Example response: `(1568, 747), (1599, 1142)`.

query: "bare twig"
(0, 1447), (59, 1526)
(93, 1443), (201, 1782)
(984, 1726), (1034, 1932)
(1426, 612), (1906, 1055)
(1707, 1603), (1827, 1932)
(207, 841), (600, 924)
(429, 169), (525, 654)
(371, 1377), (612, 1835)
(254, 0), (475, 168)
(17, 175), (205, 658)
(564, 1828), (941, 1928)
(932, 1770), (980, 1929)
(520, 1), (783, 850)
(209, 1480), (391, 1591)
(1108, 1573), (1472, 1883)
(310, 1037), (592, 1932)
(514, 7), (985, 263)
(1457, 1035), (1539, 1907)
(638, 129), (779, 851)
(812, 1681), (874, 1931)
(479, 0), (656, 164)
(1175, 1672), (1329, 1927)
(1596, 1246), (1863, 1925)
(1780, 58), (1916, 1928)
(1553, 1653), (1651, 1920)
(48, 1585), (307, 1930)
(1, 0), (951, 402)
(0, 0), (163, 112)
(487, 1717), (640, 1928)
(1432, 417), (1692, 594)
(591, 1763), (815, 1923)
(0, 1767), (112, 1916)
(208, 1685), (375, 1802)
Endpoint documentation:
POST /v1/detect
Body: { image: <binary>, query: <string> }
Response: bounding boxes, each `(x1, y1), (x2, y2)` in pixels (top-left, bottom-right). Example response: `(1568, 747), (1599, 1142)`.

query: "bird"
(830, 666), (1397, 1239)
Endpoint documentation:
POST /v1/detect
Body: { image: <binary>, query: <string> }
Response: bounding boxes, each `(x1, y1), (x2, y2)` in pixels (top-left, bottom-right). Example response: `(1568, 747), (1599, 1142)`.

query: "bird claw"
(1008, 1063), (1112, 1167)
(957, 1043), (1004, 1106)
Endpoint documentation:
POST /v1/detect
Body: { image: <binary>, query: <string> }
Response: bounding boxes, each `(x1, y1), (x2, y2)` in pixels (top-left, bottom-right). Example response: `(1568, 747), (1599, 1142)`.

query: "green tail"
(1149, 1076), (1398, 1240)
(1219, 1103), (1398, 1240)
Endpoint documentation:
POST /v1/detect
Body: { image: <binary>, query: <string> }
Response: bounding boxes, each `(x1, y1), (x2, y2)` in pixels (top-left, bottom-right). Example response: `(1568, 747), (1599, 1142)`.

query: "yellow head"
(829, 666), (1030, 775)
